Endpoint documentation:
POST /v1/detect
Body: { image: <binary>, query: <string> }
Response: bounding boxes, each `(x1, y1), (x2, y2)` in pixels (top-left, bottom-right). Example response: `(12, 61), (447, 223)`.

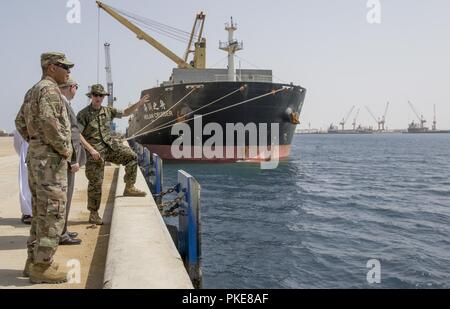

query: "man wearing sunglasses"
(59, 78), (85, 246)
(15, 52), (74, 284)
(77, 84), (150, 225)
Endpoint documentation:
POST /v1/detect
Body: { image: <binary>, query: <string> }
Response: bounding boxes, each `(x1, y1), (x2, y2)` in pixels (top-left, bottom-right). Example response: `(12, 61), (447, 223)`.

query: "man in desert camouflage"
(15, 52), (74, 284)
(77, 84), (150, 225)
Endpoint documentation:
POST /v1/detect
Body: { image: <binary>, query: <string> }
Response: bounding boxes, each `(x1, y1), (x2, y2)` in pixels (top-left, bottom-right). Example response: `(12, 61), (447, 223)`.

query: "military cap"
(41, 52), (74, 68)
(59, 77), (78, 88)
(86, 84), (110, 97)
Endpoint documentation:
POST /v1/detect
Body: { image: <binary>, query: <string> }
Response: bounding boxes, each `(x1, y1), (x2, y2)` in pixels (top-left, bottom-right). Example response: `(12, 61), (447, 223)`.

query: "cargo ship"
(97, 2), (306, 161)
(326, 107), (374, 134)
(327, 124), (374, 134)
(405, 102), (450, 133)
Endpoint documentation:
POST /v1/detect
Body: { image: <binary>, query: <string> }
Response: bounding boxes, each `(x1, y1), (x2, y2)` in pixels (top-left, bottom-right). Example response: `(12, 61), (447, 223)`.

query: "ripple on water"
(164, 134), (450, 288)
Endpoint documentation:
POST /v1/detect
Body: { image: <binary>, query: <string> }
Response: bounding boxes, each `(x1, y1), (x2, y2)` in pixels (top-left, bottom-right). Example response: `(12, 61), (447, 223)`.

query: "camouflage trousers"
(27, 145), (67, 265)
(85, 143), (138, 212)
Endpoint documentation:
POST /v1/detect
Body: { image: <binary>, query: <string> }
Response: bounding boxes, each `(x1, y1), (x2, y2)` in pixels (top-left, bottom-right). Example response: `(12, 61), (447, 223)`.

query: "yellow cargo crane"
(184, 12), (206, 69)
(96, 1), (207, 69)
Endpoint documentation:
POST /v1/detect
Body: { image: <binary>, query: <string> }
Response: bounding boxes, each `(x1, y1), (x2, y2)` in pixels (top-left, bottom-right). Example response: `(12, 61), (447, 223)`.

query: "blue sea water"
(163, 133), (450, 288)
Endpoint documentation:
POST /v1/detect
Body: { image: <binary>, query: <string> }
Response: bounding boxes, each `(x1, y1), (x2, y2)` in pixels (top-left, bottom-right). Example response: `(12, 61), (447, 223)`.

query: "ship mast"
(219, 17), (243, 81)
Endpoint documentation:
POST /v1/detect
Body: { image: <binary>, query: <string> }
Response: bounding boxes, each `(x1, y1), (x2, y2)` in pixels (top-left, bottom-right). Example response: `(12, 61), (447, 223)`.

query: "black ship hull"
(128, 81), (306, 161)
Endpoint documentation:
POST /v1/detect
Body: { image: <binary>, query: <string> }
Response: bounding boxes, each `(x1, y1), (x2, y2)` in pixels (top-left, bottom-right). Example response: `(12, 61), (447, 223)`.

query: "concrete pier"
(0, 137), (192, 289)
(103, 163), (193, 289)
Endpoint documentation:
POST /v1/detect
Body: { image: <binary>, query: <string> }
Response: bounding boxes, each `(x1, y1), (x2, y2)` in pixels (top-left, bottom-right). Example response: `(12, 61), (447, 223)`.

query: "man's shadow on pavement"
(0, 217), (26, 228)
(0, 235), (28, 251)
(0, 269), (33, 287)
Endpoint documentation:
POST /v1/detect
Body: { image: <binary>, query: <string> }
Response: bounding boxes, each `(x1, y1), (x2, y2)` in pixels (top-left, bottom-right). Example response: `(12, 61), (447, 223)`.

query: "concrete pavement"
(0, 137), (114, 289)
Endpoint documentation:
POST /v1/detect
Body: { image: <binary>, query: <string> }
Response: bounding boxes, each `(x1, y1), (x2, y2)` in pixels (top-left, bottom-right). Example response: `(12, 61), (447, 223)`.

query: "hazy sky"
(1, 0), (450, 132)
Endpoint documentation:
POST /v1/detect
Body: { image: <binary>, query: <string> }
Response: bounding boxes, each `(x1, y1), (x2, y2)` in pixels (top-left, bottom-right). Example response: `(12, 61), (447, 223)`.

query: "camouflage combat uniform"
(77, 96), (138, 212)
(15, 76), (72, 265)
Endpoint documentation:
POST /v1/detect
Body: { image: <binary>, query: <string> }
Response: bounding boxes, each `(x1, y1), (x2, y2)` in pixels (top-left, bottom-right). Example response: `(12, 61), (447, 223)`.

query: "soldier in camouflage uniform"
(77, 84), (150, 225)
(15, 52), (74, 284)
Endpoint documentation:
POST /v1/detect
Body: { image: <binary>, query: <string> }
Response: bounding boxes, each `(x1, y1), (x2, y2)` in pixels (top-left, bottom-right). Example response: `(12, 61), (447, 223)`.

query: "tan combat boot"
(89, 211), (103, 225)
(123, 185), (147, 197)
(23, 258), (59, 277)
(29, 263), (67, 284)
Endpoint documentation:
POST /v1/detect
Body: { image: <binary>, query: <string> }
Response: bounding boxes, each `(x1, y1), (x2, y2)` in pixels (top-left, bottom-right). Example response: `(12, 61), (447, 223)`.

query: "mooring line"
(128, 87), (197, 139)
(141, 86), (244, 137)
(127, 87), (286, 140)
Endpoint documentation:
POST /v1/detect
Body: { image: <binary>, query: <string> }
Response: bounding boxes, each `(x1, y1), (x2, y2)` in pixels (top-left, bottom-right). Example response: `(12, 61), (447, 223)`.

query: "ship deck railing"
(214, 74), (273, 83)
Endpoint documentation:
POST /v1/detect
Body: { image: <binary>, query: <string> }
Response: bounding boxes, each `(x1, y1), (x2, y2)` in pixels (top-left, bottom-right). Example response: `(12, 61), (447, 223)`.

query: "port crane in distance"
(352, 107), (360, 130)
(432, 104), (437, 131)
(408, 100), (427, 129)
(339, 105), (355, 131)
(365, 102), (389, 132)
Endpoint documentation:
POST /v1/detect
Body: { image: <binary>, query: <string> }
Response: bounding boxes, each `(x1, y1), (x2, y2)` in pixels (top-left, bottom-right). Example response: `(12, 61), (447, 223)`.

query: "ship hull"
(327, 129), (374, 134)
(405, 129), (450, 134)
(128, 81), (306, 161)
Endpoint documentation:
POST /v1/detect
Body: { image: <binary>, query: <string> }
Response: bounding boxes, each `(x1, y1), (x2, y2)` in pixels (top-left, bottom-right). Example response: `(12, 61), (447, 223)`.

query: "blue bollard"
(143, 148), (150, 179)
(152, 153), (163, 195)
(177, 170), (202, 288)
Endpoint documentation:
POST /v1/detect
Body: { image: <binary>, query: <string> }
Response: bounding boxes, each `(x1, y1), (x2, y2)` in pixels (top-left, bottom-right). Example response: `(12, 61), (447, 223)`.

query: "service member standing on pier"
(15, 52), (74, 284)
(58, 78), (85, 245)
(77, 84), (150, 225)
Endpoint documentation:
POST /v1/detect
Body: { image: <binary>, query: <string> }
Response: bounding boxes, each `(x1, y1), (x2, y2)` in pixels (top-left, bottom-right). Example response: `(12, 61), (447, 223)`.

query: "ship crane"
(380, 102), (389, 131)
(96, 1), (204, 69)
(184, 12), (206, 68)
(408, 101), (427, 129)
(365, 103), (389, 132)
(352, 107), (360, 130)
(339, 106), (355, 131)
(365, 106), (380, 131)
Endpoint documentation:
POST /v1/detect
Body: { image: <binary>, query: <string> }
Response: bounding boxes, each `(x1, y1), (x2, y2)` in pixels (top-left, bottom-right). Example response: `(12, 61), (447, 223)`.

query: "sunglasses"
(93, 93), (105, 98)
(54, 63), (71, 71)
